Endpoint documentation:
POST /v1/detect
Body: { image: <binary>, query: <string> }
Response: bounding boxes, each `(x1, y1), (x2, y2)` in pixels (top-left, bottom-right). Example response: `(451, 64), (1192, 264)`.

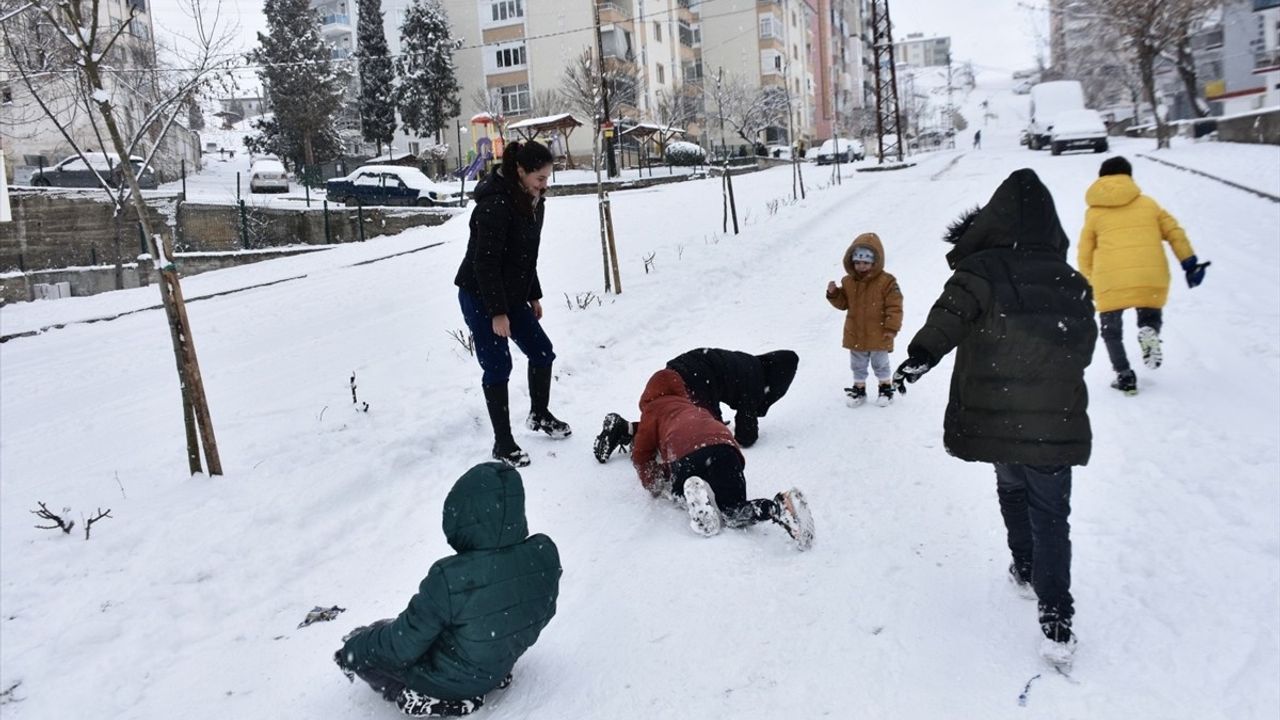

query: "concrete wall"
(0, 190), (459, 272)
(1217, 109), (1280, 144)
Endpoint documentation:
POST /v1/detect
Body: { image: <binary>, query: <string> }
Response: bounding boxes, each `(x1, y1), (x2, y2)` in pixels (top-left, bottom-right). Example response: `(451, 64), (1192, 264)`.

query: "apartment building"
(1251, 0), (1280, 109)
(894, 32), (950, 68)
(0, 0), (199, 181)
(811, 0), (872, 140)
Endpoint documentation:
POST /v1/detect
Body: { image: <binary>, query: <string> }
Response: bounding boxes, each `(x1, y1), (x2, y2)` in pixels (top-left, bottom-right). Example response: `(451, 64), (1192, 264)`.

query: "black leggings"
(668, 444), (775, 526)
(1099, 308), (1162, 372)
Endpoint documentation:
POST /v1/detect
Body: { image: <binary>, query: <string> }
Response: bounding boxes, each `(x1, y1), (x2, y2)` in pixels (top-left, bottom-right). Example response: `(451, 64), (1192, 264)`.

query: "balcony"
(1256, 48), (1280, 73)
(320, 13), (350, 27)
(331, 48), (351, 60)
(597, 1), (632, 23)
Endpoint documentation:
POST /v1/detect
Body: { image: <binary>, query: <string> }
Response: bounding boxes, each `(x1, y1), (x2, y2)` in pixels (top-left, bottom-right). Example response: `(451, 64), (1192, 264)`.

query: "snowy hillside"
(1, 73), (1278, 719)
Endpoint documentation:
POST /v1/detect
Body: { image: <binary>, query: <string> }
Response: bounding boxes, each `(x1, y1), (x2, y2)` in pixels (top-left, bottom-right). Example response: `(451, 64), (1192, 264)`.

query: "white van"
(1027, 81), (1086, 150)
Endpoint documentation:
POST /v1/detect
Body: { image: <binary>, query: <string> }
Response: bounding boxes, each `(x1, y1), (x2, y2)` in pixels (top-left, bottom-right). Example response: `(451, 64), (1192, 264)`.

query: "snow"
(90, 88), (110, 104)
(1137, 140), (1280, 199)
(1, 74), (1278, 719)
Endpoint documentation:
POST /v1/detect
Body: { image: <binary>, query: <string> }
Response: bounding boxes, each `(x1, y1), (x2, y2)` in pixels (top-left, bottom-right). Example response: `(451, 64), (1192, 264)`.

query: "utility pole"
(869, 0), (905, 163)
(593, 1), (619, 178)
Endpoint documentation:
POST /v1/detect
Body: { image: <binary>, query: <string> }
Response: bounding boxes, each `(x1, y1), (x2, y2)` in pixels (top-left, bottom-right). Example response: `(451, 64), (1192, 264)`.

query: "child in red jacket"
(594, 369), (813, 549)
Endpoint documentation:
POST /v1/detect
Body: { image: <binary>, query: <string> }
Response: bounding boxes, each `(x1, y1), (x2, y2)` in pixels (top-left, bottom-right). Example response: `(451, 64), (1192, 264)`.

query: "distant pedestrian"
(334, 463), (560, 717)
(1078, 156), (1209, 395)
(973, 130), (982, 149)
(454, 140), (570, 467)
(893, 169), (1096, 670)
(826, 233), (903, 407)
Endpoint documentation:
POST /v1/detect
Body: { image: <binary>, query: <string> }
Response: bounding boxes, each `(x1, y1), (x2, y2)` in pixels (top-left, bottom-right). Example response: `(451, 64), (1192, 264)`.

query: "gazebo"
(619, 122), (687, 170)
(505, 113), (584, 168)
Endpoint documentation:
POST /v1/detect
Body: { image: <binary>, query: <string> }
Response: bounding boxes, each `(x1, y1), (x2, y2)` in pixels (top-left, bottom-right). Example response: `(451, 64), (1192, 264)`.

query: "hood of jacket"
(843, 232), (886, 279)
(1084, 174), (1141, 209)
(756, 350), (799, 415)
(944, 168), (1069, 268)
(442, 462), (529, 553)
(638, 369), (690, 413)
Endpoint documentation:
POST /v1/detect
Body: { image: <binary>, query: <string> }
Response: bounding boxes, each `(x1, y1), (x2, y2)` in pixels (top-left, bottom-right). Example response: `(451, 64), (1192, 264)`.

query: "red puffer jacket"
(630, 370), (741, 493)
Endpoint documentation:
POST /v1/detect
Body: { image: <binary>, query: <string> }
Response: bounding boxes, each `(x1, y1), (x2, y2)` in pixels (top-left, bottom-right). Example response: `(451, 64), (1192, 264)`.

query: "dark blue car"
(325, 165), (462, 207)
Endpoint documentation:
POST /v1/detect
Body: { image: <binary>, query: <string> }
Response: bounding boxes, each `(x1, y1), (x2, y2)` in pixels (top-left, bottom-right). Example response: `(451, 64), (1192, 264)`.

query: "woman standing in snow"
(455, 140), (570, 467)
(1078, 156), (1209, 395)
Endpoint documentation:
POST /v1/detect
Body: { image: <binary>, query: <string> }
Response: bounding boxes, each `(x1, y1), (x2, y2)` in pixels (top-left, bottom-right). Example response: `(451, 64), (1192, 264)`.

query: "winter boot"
(1008, 562), (1036, 600)
(844, 385), (867, 408)
(1038, 609), (1078, 671)
(681, 477), (723, 538)
(771, 488), (815, 551)
(593, 412), (633, 463)
(396, 688), (483, 717)
(1110, 369), (1137, 396)
(875, 382), (894, 407)
(1137, 326), (1163, 369)
(482, 384), (530, 467)
(526, 365), (572, 438)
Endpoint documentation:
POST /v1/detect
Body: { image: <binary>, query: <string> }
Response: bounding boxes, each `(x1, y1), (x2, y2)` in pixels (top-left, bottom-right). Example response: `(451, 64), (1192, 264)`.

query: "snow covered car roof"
(60, 152), (149, 170)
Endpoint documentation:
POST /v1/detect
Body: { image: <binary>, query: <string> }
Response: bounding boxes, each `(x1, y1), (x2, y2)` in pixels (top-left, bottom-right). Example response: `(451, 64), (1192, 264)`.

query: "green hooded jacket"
(340, 463), (561, 699)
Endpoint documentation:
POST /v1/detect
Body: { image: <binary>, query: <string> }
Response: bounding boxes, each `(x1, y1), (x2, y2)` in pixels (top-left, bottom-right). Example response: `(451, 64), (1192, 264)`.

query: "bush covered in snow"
(664, 141), (707, 166)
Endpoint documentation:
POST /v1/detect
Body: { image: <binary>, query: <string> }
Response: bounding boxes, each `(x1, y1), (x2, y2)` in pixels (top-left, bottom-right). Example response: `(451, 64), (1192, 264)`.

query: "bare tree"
(559, 48), (640, 124)
(529, 88), (568, 117)
(2, 0), (236, 474)
(720, 74), (789, 148)
(468, 86), (508, 139)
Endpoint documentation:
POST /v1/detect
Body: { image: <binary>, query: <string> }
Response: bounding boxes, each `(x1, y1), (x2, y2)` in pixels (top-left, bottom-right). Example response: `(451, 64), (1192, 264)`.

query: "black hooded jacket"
(665, 348), (799, 447)
(454, 169), (545, 317)
(906, 169), (1096, 466)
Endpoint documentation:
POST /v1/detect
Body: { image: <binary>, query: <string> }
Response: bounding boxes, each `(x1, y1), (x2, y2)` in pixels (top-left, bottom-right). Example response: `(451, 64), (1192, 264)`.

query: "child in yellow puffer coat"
(1078, 156), (1209, 395)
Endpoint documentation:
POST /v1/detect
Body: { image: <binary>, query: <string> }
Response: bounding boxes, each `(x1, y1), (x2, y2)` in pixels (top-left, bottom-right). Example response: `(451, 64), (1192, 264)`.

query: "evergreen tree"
(397, 0), (461, 144)
(356, 0), (397, 154)
(249, 0), (347, 168)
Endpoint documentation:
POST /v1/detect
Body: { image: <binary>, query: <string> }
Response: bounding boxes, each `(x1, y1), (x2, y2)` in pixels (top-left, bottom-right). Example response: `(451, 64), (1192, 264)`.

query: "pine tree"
(397, 0), (461, 144)
(249, 0), (347, 168)
(356, 0), (397, 154)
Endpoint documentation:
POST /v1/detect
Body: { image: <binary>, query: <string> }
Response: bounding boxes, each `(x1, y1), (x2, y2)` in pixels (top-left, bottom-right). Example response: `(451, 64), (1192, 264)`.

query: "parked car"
(816, 137), (864, 164)
(248, 158), (290, 193)
(1048, 109), (1109, 155)
(325, 165), (462, 207)
(30, 152), (158, 189)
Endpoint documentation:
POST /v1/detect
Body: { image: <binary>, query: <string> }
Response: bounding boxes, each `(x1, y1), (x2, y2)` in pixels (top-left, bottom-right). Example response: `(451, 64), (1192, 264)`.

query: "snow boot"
(1138, 326), (1163, 369)
(1038, 609), (1077, 671)
(772, 488), (815, 551)
(483, 384), (530, 467)
(1110, 369), (1137, 396)
(1008, 562), (1036, 600)
(844, 385), (867, 408)
(396, 688), (482, 717)
(875, 382), (894, 407)
(682, 477), (723, 538)
(526, 365), (572, 438)
(593, 412), (633, 463)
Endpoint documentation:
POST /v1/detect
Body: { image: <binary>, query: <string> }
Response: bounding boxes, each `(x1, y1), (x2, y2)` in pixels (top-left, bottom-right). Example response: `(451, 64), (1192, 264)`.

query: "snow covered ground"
(2, 75), (1278, 719)
(1131, 139), (1280, 198)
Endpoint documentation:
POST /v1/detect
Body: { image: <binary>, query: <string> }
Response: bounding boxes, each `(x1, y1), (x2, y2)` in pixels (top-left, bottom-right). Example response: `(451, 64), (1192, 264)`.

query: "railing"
(320, 14), (350, 26)
(1256, 48), (1280, 71)
(597, 1), (630, 19)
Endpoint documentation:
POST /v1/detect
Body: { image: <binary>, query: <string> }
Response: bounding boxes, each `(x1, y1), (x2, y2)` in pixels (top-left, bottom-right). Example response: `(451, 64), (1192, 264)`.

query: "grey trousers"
(849, 350), (892, 383)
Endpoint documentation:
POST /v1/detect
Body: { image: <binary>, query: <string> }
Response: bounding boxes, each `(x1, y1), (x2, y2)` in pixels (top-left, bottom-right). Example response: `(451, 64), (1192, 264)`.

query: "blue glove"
(1181, 255), (1210, 288)
(892, 356), (931, 395)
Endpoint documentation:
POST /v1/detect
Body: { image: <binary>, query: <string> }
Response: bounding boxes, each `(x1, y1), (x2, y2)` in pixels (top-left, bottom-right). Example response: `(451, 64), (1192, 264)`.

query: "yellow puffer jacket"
(1078, 175), (1195, 312)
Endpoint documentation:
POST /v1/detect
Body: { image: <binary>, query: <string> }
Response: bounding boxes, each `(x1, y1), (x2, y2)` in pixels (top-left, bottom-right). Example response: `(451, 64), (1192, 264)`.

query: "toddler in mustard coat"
(826, 233), (904, 406)
(1079, 156), (1209, 395)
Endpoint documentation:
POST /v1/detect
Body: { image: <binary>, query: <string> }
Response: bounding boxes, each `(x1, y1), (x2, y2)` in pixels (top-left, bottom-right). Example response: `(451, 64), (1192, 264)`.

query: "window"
(408, 141), (420, 156)
(760, 14), (780, 39)
(654, 21), (662, 42)
(656, 63), (665, 84)
(499, 83), (530, 114)
(683, 59), (703, 81)
(678, 21), (698, 47)
(495, 43), (526, 68)
(489, 0), (523, 23)
(760, 50), (782, 74)
(354, 173), (382, 187)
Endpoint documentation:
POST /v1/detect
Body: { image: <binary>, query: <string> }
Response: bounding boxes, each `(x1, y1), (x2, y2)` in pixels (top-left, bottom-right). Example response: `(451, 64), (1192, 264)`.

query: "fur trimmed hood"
(942, 169), (1070, 269)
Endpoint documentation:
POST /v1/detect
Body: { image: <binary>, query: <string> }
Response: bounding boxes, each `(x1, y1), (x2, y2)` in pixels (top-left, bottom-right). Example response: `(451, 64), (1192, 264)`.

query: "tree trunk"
(303, 132), (316, 168)
(1176, 34), (1208, 118)
(1138, 45), (1170, 149)
(83, 63), (222, 476)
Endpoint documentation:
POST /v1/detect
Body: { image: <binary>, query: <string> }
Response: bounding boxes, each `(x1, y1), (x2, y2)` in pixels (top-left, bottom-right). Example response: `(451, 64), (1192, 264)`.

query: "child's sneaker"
(1110, 369), (1137, 396)
(396, 688), (482, 717)
(772, 488), (815, 551)
(682, 477), (723, 538)
(844, 385), (867, 408)
(526, 411), (572, 439)
(592, 413), (632, 463)
(1038, 612), (1078, 671)
(875, 382), (894, 407)
(1137, 326), (1162, 369)
(1008, 562), (1036, 600)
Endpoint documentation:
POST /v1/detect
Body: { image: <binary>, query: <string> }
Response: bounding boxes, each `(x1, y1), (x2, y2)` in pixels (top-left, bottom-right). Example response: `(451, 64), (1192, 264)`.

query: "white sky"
(149, 0), (1048, 92)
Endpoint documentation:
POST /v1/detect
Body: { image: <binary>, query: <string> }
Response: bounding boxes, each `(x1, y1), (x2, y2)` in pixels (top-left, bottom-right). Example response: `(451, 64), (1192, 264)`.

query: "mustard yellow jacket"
(1078, 175), (1195, 312)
